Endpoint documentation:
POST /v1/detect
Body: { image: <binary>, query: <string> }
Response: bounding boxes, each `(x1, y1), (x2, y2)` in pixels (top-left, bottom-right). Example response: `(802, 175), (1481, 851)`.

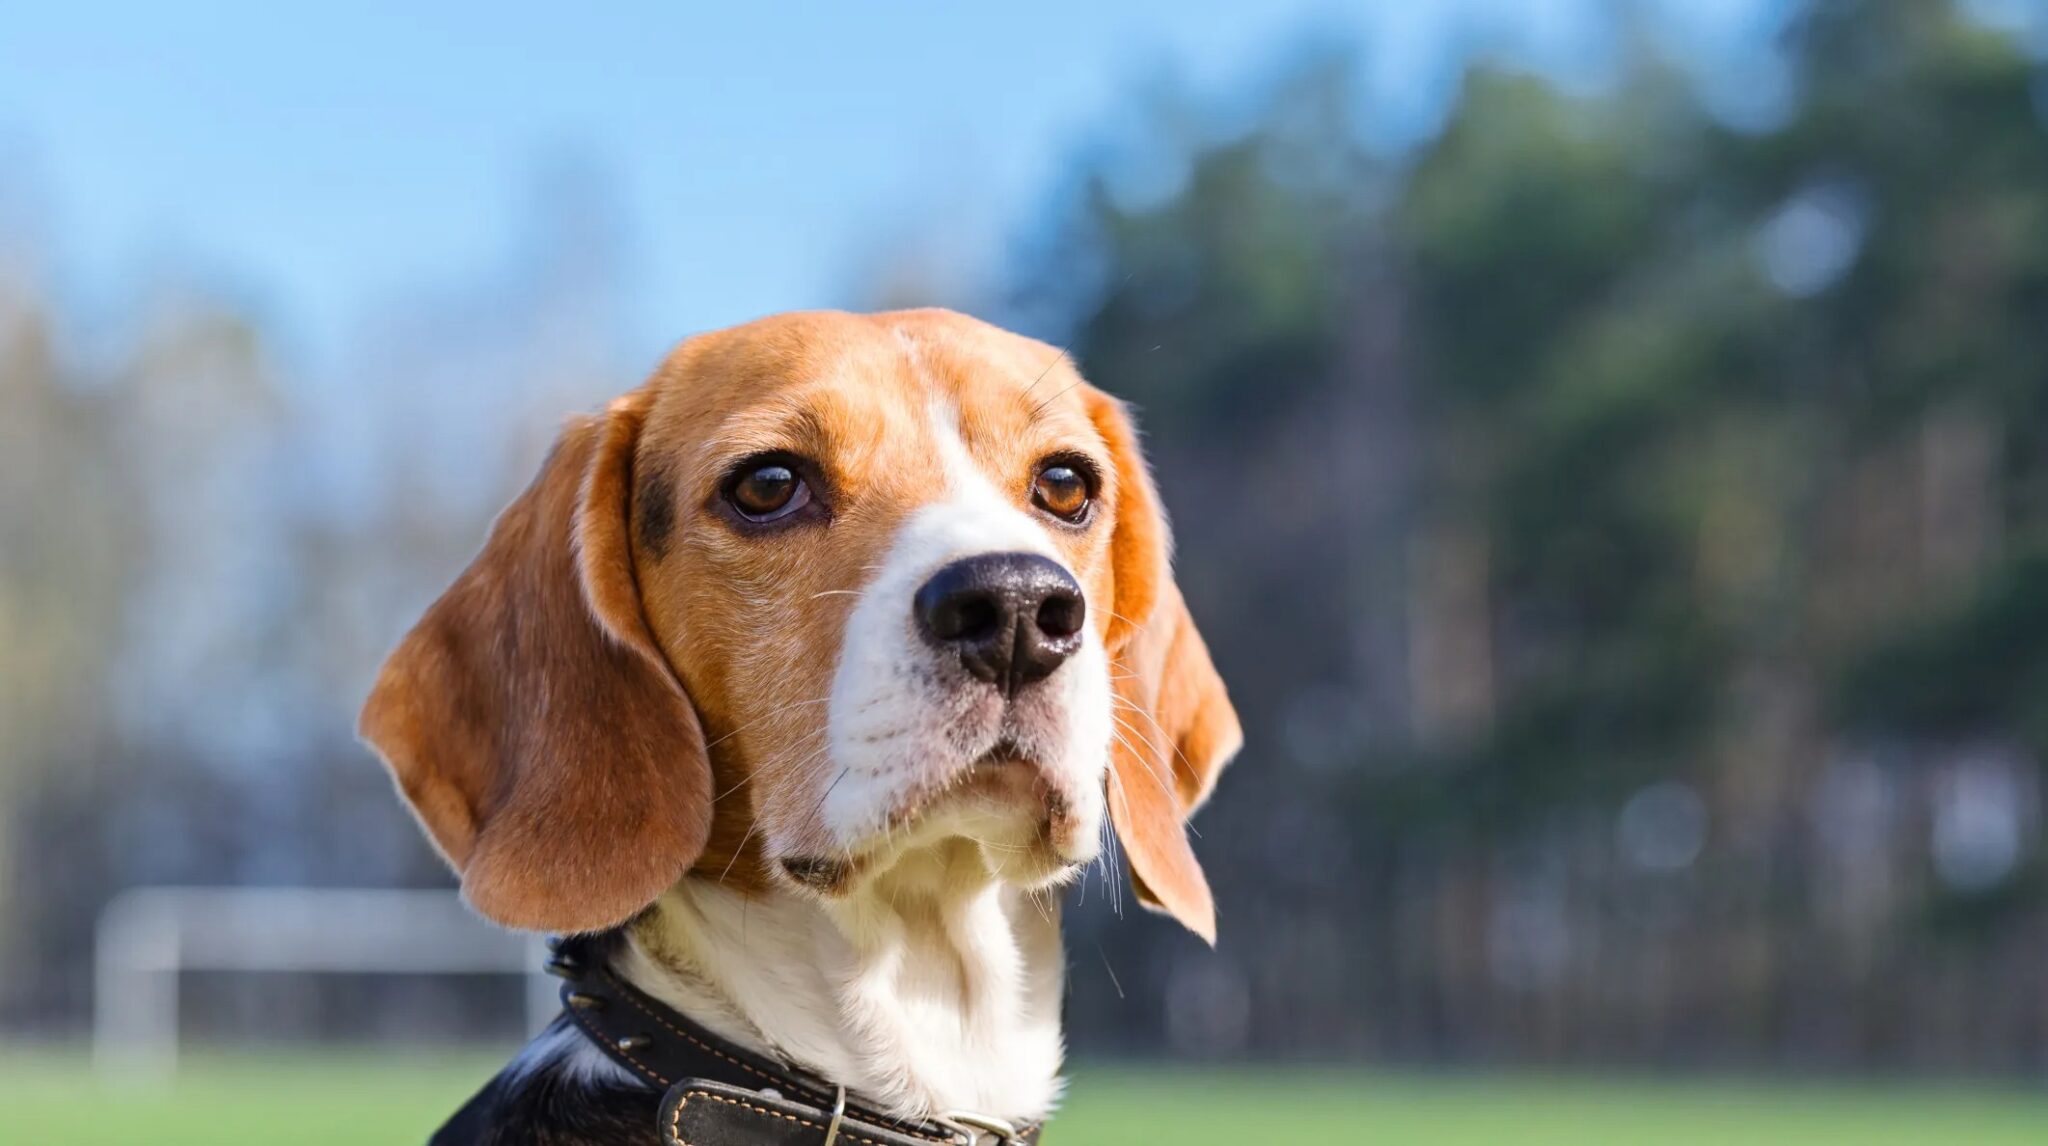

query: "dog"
(360, 308), (1239, 1145)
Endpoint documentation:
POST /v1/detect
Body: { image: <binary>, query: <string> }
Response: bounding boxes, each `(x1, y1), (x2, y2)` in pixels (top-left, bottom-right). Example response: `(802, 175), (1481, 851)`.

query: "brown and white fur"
(360, 308), (1240, 1138)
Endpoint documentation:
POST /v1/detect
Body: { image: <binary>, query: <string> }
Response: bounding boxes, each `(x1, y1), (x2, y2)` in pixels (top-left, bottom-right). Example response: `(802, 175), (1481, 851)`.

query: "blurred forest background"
(7, 0), (2048, 1077)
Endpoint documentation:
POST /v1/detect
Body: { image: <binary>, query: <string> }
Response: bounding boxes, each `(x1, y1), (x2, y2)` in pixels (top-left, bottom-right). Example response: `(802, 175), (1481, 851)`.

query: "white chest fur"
(619, 855), (1069, 1123)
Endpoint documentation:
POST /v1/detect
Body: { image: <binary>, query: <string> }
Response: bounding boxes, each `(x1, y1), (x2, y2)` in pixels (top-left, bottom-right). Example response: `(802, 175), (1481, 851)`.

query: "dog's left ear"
(359, 392), (712, 934)
(1086, 386), (1242, 945)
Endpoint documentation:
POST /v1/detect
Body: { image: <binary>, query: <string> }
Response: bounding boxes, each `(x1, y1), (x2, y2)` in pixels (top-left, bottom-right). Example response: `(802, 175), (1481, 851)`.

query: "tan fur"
(1085, 390), (1242, 943)
(358, 396), (713, 932)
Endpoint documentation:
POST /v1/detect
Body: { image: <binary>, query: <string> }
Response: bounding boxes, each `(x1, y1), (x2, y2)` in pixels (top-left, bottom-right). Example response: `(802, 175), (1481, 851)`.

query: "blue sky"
(0, 1), (1779, 373)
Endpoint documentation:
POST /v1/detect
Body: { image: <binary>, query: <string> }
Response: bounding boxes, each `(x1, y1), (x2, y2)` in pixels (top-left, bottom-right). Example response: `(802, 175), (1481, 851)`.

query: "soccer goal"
(93, 886), (555, 1078)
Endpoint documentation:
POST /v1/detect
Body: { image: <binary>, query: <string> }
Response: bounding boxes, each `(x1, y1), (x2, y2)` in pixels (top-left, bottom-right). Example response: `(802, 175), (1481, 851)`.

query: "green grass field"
(5, 1050), (2048, 1145)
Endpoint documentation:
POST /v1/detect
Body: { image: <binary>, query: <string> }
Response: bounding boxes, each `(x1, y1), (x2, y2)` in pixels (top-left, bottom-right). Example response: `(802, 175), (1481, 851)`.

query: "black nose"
(914, 553), (1086, 696)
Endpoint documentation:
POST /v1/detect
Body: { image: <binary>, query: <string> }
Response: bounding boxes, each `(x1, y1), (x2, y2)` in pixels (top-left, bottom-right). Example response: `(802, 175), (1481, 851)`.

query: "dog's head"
(360, 309), (1239, 940)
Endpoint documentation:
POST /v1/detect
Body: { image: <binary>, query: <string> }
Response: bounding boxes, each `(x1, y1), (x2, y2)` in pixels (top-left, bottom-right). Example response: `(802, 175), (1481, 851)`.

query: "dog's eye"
(1031, 462), (1092, 523)
(726, 459), (812, 523)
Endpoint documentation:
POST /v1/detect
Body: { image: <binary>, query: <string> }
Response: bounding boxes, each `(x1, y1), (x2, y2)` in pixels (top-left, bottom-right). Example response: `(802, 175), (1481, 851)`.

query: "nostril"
(1035, 592), (1085, 639)
(950, 595), (1000, 641)
(917, 568), (1002, 645)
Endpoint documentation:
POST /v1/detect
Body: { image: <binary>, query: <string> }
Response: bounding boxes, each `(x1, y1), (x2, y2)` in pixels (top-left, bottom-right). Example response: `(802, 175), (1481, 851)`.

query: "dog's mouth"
(879, 738), (1050, 831)
(780, 738), (1091, 895)
(969, 736), (1029, 772)
(779, 854), (852, 892)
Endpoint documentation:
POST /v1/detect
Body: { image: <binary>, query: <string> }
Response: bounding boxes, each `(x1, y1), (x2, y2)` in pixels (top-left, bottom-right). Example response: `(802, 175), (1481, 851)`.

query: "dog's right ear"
(1085, 387), (1242, 945)
(359, 393), (712, 934)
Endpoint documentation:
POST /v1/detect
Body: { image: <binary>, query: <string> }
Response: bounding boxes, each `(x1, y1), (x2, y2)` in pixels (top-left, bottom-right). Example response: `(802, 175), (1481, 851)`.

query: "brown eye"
(1032, 463), (1092, 523)
(726, 459), (812, 523)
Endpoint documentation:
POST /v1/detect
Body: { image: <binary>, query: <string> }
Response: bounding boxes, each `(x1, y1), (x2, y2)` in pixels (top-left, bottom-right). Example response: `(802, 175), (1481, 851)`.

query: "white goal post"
(93, 887), (556, 1078)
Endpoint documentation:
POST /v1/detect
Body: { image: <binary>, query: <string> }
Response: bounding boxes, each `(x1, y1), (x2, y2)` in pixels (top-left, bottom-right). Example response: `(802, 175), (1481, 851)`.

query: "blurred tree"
(0, 267), (140, 998)
(1000, 0), (2048, 1069)
(0, 160), (640, 1036)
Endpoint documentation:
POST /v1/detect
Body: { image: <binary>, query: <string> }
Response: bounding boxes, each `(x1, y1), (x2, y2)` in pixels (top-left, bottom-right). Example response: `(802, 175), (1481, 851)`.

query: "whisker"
(711, 733), (831, 804)
(1107, 713), (1202, 840)
(1112, 694), (1198, 776)
(812, 765), (852, 818)
(1107, 725), (1196, 844)
(705, 696), (831, 749)
(1108, 718), (1177, 801)
(1099, 787), (1124, 917)
(1096, 942), (1125, 1000)
(717, 817), (762, 885)
(1108, 705), (1164, 751)
(1019, 343), (1071, 401)
(961, 835), (1033, 854)
(1029, 378), (1085, 421)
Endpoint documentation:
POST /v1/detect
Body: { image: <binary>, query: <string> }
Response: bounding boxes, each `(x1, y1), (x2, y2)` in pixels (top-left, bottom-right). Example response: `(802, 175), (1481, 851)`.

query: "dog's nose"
(915, 553), (1086, 695)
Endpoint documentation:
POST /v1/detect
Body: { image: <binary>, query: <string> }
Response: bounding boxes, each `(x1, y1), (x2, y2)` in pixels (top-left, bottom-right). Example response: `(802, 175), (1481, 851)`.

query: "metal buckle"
(820, 1086), (848, 1146)
(935, 1110), (1020, 1145)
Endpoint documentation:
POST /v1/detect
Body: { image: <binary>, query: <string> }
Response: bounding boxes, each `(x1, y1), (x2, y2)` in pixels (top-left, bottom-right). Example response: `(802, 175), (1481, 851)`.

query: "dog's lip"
(969, 737), (1031, 771)
(888, 748), (1045, 825)
(779, 854), (851, 891)
(792, 741), (1084, 884)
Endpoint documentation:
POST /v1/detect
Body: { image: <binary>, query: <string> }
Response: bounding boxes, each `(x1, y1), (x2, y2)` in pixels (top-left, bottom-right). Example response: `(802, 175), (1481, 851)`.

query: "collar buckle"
(818, 1086), (848, 1146)
(934, 1110), (1021, 1146)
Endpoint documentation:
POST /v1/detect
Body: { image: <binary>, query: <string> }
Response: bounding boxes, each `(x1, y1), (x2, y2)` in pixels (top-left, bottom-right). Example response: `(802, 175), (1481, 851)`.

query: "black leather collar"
(545, 936), (1044, 1146)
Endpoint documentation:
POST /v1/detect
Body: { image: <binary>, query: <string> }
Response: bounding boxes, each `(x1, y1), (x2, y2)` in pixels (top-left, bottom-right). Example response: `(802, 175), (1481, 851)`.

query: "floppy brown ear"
(358, 393), (711, 933)
(1087, 388), (1243, 944)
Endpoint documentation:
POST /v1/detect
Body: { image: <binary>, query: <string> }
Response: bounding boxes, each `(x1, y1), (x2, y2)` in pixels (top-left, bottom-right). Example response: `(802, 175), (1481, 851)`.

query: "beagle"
(360, 309), (1240, 1145)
